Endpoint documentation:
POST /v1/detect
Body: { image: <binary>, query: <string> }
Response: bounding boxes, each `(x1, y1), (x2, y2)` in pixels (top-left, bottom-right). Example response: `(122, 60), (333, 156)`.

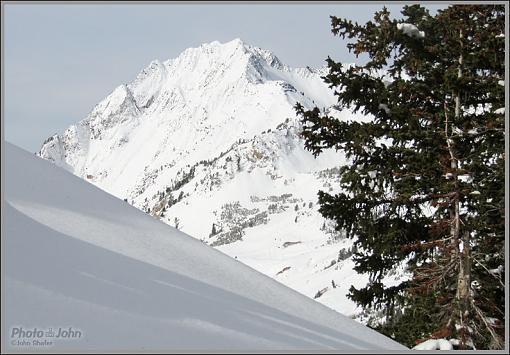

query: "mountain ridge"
(38, 38), (336, 198)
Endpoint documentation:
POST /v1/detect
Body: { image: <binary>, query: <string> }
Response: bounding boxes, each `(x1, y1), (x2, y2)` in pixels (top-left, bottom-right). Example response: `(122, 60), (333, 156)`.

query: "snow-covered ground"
(3, 142), (406, 351)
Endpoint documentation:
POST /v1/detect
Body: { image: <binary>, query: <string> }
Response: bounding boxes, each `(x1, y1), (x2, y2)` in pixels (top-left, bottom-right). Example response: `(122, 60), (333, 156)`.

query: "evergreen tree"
(167, 192), (175, 207)
(296, 4), (505, 349)
(236, 156), (242, 172)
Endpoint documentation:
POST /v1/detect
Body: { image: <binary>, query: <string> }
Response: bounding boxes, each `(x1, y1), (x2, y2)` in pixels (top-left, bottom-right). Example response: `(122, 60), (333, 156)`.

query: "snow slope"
(3, 142), (406, 351)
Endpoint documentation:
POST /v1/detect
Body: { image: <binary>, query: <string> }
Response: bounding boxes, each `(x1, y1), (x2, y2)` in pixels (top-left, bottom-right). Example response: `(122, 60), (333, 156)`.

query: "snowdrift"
(3, 142), (406, 351)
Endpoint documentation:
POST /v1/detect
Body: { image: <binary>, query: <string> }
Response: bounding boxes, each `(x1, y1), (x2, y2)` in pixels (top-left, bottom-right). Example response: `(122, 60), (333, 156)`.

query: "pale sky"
(3, 2), (447, 152)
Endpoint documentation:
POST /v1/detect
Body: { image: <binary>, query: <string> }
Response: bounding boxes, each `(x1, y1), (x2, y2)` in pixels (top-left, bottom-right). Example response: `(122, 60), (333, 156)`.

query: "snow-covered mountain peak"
(193, 38), (280, 65)
(34, 40), (386, 320)
(37, 37), (341, 196)
(157, 39), (286, 85)
(224, 38), (284, 70)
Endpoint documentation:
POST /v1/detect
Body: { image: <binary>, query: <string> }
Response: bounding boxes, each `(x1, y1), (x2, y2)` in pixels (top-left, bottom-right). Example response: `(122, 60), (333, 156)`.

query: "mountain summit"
(38, 39), (336, 204)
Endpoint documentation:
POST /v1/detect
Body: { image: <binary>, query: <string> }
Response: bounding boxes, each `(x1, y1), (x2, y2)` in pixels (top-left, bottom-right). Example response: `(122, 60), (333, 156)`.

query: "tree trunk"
(456, 231), (471, 347)
(452, 29), (472, 349)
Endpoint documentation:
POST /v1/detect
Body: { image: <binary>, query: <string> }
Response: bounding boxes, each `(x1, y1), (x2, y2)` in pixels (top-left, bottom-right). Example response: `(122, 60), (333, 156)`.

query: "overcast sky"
(3, 3), (446, 152)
